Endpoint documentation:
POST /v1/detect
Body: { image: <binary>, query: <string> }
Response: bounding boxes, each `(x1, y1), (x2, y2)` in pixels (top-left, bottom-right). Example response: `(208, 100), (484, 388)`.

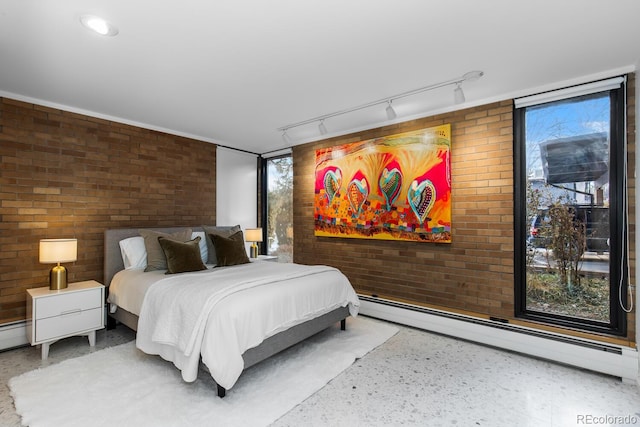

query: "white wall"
(216, 147), (259, 253)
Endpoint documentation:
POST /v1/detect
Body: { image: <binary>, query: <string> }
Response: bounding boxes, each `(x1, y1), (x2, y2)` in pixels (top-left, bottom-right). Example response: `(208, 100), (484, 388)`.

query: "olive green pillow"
(158, 236), (207, 274)
(139, 228), (193, 272)
(202, 225), (241, 265)
(210, 230), (250, 267)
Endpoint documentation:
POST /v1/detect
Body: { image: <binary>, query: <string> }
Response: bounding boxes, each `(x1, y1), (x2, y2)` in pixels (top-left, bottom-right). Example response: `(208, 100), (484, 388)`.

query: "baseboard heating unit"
(0, 321), (28, 352)
(358, 295), (638, 384)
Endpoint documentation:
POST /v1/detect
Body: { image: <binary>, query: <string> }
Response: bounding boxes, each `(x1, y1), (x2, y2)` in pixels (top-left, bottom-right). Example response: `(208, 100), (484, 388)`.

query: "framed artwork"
(314, 124), (451, 243)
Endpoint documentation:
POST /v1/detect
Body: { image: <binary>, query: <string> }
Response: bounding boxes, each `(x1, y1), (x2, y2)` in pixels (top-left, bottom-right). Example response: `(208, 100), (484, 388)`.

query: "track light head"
(463, 70), (484, 82)
(453, 83), (465, 104)
(385, 101), (397, 120)
(282, 130), (292, 146)
(319, 120), (328, 135)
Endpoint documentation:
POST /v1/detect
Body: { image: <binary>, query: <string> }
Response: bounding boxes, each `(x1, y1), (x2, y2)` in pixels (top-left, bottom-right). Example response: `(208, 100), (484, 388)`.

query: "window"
(264, 155), (293, 262)
(514, 77), (628, 335)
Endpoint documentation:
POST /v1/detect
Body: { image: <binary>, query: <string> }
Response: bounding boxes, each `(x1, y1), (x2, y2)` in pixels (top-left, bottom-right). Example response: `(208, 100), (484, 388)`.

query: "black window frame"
(514, 80), (628, 336)
(260, 152), (294, 258)
(258, 154), (268, 255)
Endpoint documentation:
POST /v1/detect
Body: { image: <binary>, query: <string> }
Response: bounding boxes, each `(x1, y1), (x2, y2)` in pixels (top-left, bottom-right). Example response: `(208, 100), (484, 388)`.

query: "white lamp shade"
(39, 239), (77, 264)
(245, 228), (263, 243)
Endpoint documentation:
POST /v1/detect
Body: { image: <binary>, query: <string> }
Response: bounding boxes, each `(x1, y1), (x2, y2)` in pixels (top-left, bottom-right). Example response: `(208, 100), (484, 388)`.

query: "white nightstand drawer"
(34, 288), (101, 320)
(34, 307), (103, 343)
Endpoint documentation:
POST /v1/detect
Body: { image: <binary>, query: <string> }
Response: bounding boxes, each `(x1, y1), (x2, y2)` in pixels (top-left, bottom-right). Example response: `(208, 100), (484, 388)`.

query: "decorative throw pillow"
(119, 236), (147, 269)
(158, 236), (207, 274)
(210, 230), (250, 267)
(202, 225), (241, 264)
(139, 228), (193, 272)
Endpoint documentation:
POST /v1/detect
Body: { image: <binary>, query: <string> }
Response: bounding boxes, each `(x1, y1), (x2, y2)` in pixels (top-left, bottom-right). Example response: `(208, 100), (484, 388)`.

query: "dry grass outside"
(526, 270), (610, 322)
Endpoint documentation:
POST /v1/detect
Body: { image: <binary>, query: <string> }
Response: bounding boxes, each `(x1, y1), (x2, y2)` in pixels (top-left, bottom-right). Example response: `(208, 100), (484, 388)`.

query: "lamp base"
(49, 265), (68, 290)
(250, 244), (258, 258)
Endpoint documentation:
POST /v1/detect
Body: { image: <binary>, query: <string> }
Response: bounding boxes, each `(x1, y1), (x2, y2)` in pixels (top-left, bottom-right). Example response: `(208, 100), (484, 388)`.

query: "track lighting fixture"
(453, 83), (465, 104)
(385, 101), (397, 120)
(282, 130), (292, 146)
(277, 70), (484, 143)
(318, 120), (328, 135)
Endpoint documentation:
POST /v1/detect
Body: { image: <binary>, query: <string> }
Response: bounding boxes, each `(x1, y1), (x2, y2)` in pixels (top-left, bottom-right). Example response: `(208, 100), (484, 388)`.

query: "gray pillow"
(158, 236), (207, 274)
(210, 231), (250, 267)
(202, 225), (241, 264)
(139, 228), (193, 272)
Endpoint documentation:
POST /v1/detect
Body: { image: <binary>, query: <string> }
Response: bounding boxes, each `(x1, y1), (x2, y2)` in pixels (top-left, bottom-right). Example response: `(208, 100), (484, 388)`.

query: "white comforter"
(132, 262), (359, 389)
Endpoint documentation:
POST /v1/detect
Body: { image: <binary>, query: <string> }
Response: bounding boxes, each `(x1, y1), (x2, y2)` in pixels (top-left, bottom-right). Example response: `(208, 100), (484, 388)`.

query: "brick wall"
(293, 95), (636, 342)
(0, 98), (217, 324)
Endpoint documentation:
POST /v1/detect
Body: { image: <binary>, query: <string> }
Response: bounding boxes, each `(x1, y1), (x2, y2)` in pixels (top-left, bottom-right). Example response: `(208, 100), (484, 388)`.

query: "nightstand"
(26, 280), (105, 360)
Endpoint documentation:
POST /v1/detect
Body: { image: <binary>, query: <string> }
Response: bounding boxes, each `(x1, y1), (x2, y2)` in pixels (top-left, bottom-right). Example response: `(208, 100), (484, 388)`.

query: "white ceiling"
(1, 0), (639, 155)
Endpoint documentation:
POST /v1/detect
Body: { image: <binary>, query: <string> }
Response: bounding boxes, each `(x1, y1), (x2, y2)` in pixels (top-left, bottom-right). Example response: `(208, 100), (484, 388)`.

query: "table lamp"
(39, 238), (77, 290)
(245, 228), (263, 258)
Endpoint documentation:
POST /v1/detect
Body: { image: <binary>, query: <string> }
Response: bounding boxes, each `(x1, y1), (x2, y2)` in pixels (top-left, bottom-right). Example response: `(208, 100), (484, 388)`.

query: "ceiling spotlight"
(385, 101), (397, 120)
(453, 83), (465, 104)
(318, 120), (328, 135)
(80, 15), (119, 36)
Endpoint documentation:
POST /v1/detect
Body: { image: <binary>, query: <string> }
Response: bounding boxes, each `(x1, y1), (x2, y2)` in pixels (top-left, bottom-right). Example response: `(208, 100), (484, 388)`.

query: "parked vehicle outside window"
(528, 205), (609, 252)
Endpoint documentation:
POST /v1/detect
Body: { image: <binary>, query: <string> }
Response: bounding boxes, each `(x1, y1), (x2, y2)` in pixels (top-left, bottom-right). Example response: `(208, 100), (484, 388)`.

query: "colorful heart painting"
(347, 177), (369, 216)
(379, 167), (402, 211)
(323, 169), (342, 205)
(314, 124), (451, 243)
(407, 179), (436, 225)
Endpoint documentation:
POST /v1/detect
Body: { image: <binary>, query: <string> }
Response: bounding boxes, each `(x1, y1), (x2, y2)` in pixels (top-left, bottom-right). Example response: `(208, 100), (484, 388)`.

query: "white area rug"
(10, 316), (397, 427)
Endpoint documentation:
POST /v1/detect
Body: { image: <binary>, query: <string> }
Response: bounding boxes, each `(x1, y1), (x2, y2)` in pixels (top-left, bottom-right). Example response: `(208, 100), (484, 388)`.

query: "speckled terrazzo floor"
(2, 319), (639, 427)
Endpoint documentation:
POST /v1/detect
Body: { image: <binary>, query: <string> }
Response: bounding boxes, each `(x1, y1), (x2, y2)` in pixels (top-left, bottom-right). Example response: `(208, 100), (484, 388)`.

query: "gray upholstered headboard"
(103, 226), (206, 288)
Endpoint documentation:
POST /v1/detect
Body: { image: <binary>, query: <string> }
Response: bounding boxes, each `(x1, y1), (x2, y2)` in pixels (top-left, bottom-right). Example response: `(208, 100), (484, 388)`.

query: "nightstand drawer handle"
(60, 309), (82, 316)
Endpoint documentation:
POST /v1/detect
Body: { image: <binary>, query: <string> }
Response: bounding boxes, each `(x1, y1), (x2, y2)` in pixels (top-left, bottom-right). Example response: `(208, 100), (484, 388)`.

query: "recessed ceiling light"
(80, 15), (119, 36)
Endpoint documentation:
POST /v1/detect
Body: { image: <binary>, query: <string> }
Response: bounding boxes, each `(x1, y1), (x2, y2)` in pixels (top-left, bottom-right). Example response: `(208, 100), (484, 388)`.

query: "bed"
(104, 226), (360, 397)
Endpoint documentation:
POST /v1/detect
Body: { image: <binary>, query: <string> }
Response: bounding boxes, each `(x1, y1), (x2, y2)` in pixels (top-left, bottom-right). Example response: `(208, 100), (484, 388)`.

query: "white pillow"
(191, 231), (208, 264)
(119, 236), (147, 270)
